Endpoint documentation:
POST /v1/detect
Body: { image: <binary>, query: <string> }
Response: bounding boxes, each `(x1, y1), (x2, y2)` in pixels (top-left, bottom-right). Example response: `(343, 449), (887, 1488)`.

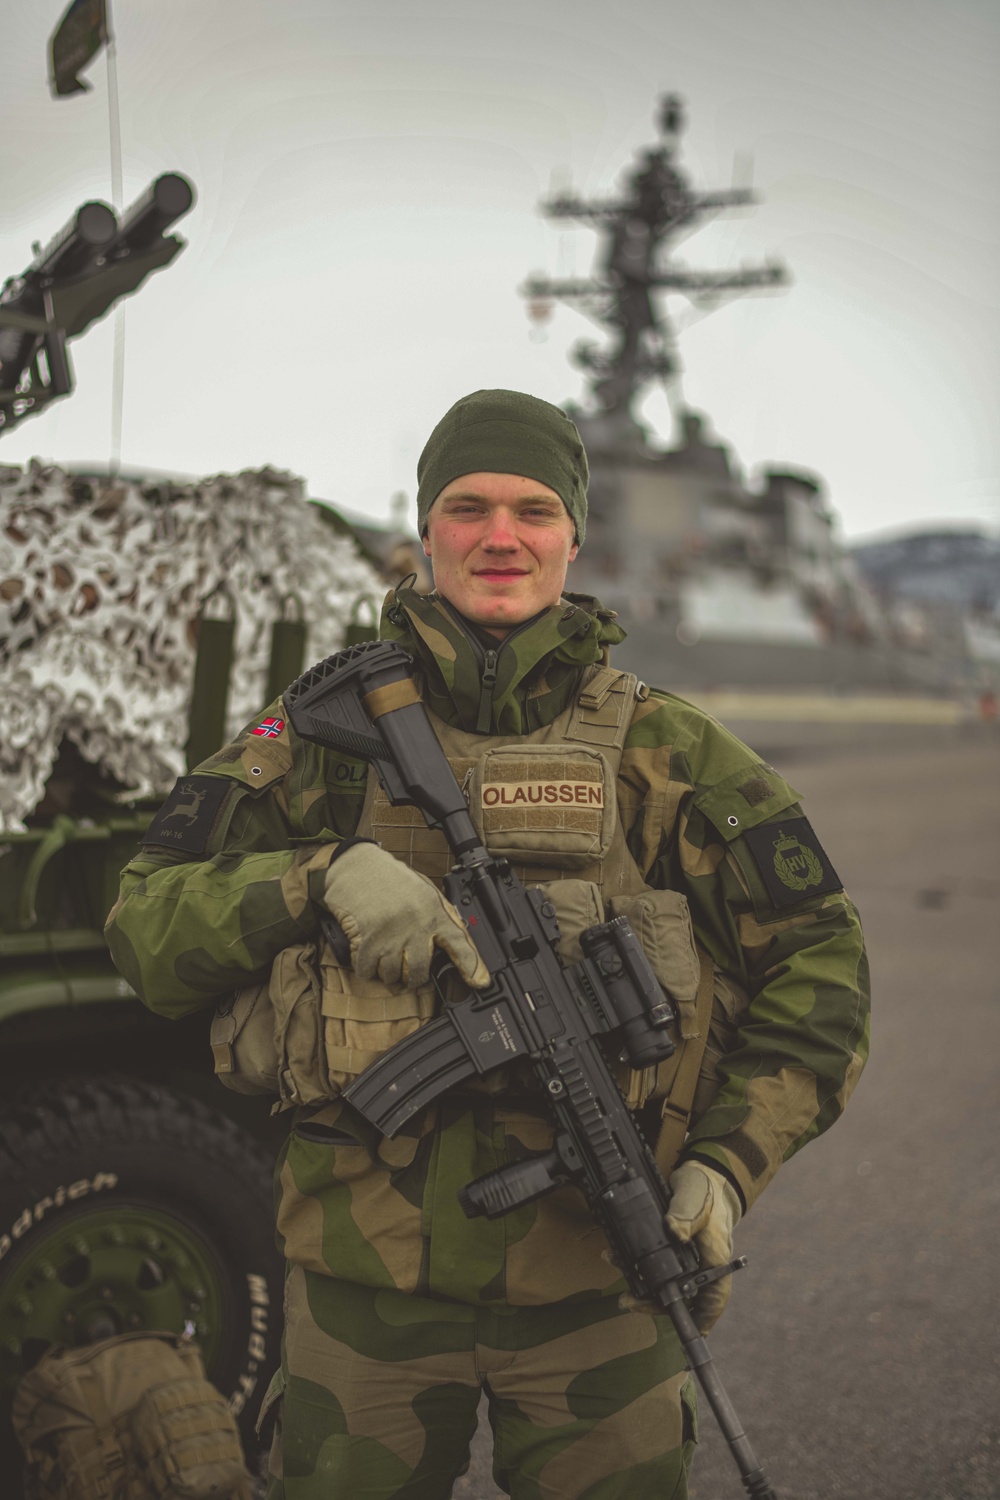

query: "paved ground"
(453, 720), (1000, 1499)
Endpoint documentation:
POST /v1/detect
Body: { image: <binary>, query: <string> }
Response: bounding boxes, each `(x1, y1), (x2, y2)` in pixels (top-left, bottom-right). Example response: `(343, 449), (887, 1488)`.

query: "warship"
(519, 97), (999, 697)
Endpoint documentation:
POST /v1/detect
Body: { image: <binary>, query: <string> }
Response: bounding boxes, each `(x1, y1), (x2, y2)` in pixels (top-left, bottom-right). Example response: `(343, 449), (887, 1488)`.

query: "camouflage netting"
(0, 461), (381, 831)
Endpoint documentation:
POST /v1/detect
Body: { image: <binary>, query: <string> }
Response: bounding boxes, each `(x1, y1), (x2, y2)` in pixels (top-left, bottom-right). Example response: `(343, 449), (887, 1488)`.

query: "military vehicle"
(0, 172), (285, 1481)
(0, 145), (393, 1483)
(0, 458), (382, 1487)
(0, 705), (287, 1481)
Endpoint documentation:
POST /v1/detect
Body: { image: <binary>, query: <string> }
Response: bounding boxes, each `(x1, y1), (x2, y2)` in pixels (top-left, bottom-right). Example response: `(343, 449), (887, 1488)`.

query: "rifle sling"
(653, 947), (715, 1180)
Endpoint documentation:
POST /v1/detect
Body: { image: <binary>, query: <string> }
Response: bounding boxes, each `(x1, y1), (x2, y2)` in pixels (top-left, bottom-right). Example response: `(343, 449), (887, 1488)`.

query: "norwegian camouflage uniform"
(106, 589), (870, 1500)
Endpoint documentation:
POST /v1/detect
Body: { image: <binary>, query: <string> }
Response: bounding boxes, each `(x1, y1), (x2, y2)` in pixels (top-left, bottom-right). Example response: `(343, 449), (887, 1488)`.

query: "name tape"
(482, 781), (603, 809)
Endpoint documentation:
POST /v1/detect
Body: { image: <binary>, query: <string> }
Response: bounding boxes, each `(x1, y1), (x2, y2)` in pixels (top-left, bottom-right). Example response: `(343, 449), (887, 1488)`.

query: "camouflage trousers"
(262, 1264), (698, 1499)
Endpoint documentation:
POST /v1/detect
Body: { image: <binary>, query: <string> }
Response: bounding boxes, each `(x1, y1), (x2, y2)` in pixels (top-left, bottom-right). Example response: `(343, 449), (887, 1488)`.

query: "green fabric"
(415, 389), (590, 543)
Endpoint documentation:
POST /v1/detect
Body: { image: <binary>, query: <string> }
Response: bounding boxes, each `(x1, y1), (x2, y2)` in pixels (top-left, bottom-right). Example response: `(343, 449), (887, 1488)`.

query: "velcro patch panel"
(143, 775), (230, 855)
(741, 815), (843, 910)
(473, 746), (614, 867)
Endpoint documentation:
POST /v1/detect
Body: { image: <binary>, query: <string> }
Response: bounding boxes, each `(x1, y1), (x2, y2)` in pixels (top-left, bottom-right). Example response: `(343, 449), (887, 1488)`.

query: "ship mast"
(522, 96), (787, 425)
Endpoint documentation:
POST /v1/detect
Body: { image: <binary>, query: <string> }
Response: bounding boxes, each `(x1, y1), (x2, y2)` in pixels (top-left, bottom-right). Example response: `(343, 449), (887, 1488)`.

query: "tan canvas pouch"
(267, 941), (330, 1107)
(602, 889), (701, 1109)
(530, 877), (605, 962)
(130, 1345), (251, 1499)
(606, 889), (701, 1036)
(469, 744), (616, 868)
(210, 981), (279, 1096)
(528, 878), (660, 1108)
(210, 948), (328, 1108)
(318, 947), (439, 1091)
(12, 1332), (250, 1500)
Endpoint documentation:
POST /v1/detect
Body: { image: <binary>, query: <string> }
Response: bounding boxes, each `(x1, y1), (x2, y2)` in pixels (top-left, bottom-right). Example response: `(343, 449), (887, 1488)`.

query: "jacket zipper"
(473, 613), (541, 733)
(439, 599), (543, 735)
(476, 649), (499, 734)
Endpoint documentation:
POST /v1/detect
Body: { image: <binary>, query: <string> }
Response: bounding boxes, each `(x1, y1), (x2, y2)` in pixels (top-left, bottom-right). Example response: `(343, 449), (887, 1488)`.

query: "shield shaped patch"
(741, 815), (842, 910)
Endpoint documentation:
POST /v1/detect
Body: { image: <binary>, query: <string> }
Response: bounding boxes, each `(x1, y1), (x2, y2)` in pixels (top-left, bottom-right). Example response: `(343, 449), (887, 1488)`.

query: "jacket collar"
(379, 586), (626, 735)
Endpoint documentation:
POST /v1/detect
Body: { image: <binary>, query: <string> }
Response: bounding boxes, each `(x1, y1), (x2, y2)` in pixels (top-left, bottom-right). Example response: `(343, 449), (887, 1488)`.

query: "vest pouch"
(268, 942), (330, 1107)
(130, 1371), (251, 1499)
(470, 743), (616, 869)
(318, 948), (439, 1090)
(210, 981), (279, 1096)
(529, 877), (604, 962)
(530, 878), (657, 1109)
(11, 1332), (250, 1500)
(211, 947), (328, 1109)
(606, 888), (701, 1039)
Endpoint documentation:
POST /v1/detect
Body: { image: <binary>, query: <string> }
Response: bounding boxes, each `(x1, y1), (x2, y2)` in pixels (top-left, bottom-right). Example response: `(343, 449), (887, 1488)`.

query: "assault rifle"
(285, 638), (778, 1500)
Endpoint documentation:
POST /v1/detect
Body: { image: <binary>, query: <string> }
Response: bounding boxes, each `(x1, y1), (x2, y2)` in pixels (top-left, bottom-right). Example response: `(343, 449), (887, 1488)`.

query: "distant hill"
(850, 529), (1000, 615)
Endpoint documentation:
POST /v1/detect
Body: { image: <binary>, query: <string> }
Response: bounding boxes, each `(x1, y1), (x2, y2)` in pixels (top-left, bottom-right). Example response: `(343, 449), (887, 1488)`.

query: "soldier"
(106, 389), (869, 1500)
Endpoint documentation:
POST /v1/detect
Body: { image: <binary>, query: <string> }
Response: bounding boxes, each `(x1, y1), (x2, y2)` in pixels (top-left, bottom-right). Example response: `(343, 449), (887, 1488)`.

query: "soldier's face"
(423, 473), (578, 636)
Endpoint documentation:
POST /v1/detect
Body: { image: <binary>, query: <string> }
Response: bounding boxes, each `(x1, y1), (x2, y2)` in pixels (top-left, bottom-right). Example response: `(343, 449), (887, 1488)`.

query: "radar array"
(522, 96), (787, 419)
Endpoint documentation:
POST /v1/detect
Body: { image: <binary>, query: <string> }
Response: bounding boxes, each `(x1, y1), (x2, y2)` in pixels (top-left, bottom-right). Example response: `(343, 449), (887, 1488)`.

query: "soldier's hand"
(665, 1160), (742, 1334)
(321, 842), (490, 990)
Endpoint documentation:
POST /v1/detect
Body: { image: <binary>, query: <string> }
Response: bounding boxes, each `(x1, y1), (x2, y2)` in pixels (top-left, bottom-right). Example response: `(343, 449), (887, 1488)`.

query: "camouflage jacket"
(106, 590), (869, 1307)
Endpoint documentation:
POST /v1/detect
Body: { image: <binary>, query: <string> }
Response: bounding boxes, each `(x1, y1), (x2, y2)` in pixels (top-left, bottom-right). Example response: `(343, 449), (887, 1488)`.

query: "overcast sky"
(2, 0), (997, 543)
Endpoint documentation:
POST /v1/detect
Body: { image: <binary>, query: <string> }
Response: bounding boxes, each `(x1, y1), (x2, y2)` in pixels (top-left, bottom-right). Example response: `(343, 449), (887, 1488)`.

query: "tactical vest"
(358, 663), (645, 891)
(212, 666), (729, 1175)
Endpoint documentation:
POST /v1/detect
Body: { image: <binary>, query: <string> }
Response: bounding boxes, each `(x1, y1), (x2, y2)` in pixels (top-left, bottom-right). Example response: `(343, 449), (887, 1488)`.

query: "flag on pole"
(49, 0), (109, 97)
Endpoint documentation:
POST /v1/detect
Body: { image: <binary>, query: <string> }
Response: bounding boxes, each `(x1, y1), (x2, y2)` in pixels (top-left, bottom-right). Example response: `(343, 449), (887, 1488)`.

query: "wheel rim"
(0, 1203), (226, 1400)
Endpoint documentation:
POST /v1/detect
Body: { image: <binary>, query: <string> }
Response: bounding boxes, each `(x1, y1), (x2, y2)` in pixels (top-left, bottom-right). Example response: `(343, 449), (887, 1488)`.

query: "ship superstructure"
(520, 97), (997, 693)
(523, 94), (784, 431)
(522, 97), (839, 632)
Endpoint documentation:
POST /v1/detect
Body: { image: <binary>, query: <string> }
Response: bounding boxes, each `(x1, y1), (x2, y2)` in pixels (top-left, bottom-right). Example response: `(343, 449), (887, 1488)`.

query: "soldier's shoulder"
(626, 687), (755, 770)
(190, 696), (369, 808)
(141, 703), (302, 855)
(624, 688), (803, 826)
(191, 700), (295, 791)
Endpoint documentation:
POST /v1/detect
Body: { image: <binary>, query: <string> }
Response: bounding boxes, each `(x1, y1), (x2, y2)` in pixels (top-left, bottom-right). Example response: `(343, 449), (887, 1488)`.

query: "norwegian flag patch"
(251, 717), (285, 738)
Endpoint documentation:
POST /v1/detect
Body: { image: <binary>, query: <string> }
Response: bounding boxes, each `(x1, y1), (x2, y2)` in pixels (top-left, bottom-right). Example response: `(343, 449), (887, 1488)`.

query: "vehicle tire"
(0, 1075), (283, 1488)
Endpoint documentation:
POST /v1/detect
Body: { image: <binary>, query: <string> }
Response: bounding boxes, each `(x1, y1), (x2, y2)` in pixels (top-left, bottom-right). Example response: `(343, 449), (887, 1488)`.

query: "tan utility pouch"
(11, 1331), (252, 1500)
(606, 887), (701, 1108)
(318, 948), (438, 1091)
(606, 890), (701, 1035)
(211, 941), (439, 1105)
(210, 980), (279, 1097)
(531, 880), (701, 1109)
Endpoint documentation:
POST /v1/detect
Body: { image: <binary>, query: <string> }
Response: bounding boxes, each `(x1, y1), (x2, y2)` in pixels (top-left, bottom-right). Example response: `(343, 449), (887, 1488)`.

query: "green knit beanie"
(416, 389), (588, 544)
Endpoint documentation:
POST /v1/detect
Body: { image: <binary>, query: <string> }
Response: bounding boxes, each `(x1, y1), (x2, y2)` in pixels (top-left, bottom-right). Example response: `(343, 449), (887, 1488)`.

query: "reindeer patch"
(143, 775), (231, 855)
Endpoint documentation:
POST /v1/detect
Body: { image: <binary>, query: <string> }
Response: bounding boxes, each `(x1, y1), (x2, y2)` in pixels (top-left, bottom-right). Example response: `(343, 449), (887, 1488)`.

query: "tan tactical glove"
(321, 841), (490, 989)
(664, 1160), (742, 1334)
